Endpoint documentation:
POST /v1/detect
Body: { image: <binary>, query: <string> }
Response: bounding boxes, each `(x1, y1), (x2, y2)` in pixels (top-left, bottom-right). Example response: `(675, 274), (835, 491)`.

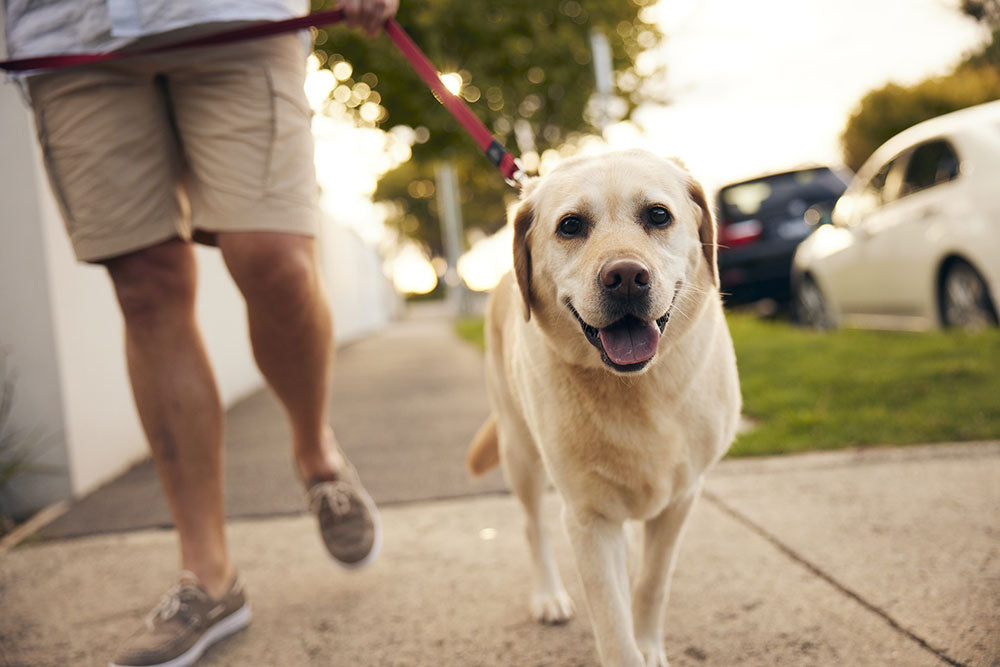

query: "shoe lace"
(308, 480), (354, 517)
(144, 582), (198, 630)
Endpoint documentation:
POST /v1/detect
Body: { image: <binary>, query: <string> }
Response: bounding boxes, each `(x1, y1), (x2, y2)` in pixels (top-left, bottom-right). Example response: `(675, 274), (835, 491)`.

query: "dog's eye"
(647, 206), (672, 227)
(557, 216), (584, 237)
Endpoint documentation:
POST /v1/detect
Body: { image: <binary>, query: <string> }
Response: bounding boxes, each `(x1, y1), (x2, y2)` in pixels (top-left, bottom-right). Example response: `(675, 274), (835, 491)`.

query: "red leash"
(1, 10), (524, 187)
(382, 20), (523, 186)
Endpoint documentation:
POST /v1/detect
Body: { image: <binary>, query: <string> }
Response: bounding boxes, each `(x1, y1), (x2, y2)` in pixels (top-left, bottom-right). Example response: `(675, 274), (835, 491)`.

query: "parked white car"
(792, 101), (1000, 330)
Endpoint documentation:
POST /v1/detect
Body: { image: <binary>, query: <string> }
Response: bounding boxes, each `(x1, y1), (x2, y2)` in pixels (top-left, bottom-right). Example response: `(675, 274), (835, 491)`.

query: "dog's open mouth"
(567, 299), (674, 373)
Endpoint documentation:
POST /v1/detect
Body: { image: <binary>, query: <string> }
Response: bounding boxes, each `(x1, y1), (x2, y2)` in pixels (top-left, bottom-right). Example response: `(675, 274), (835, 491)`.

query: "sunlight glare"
(440, 72), (463, 96)
(332, 61), (353, 81)
(359, 102), (381, 123)
(390, 244), (439, 294)
(304, 68), (336, 110)
(520, 151), (540, 172)
(457, 225), (513, 292)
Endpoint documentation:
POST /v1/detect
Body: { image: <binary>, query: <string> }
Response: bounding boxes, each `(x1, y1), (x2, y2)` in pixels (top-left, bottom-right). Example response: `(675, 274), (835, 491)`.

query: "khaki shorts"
(27, 33), (318, 263)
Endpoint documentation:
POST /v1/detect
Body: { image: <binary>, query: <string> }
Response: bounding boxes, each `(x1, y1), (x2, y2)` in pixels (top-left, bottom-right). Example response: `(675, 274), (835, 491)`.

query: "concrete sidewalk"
(2, 306), (998, 666)
(31, 303), (506, 539)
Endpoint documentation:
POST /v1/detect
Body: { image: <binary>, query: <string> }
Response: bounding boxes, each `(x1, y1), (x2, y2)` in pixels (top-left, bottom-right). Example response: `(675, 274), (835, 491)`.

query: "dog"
(466, 149), (741, 666)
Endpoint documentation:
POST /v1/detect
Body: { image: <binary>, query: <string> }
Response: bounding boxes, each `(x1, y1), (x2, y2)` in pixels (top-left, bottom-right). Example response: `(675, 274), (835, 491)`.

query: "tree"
(840, 4), (1000, 171)
(311, 0), (664, 257)
(962, 0), (1000, 70)
(962, 0), (1000, 27)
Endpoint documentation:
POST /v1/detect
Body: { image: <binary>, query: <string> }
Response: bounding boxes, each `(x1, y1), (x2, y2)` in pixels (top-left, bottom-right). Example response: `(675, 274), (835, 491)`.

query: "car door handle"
(917, 206), (939, 220)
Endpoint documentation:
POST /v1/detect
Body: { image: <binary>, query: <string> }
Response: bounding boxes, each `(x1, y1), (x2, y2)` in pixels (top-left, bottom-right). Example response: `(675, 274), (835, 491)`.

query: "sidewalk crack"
(702, 489), (966, 667)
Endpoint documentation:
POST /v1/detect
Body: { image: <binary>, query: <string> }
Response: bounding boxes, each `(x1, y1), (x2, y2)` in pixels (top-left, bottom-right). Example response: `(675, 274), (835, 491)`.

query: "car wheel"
(940, 261), (998, 329)
(793, 276), (835, 329)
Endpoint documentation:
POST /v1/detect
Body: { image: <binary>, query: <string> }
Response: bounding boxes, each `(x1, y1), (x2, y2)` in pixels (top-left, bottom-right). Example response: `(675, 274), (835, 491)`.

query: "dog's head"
(511, 149), (718, 375)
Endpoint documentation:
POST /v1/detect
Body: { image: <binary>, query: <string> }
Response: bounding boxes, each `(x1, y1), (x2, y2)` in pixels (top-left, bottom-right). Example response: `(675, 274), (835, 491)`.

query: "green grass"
(454, 314), (1000, 457)
(455, 317), (487, 351)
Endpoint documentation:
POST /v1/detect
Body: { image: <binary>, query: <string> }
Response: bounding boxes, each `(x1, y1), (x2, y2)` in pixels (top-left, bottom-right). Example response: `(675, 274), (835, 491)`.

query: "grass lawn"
(454, 314), (1000, 457)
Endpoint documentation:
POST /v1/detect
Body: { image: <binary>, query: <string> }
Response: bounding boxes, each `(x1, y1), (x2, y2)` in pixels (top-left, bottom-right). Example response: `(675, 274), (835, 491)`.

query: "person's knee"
(227, 237), (323, 321)
(106, 243), (197, 330)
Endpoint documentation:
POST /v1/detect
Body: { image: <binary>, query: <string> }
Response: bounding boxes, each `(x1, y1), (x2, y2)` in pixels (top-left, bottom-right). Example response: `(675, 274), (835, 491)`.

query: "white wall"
(0, 79), (74, 516)
(0, 74), (397, 518)
(318, 218), (399, 343)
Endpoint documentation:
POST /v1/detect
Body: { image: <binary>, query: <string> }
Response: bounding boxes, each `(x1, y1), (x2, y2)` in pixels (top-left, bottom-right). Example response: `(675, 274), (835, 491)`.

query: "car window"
(899, 140), (960, 197)
(717, 168), (846, 226)
(851, 159), (896, 221)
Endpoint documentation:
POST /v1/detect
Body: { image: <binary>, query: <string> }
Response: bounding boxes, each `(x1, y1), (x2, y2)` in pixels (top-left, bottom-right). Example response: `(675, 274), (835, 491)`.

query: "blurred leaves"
(375, 154), (519, 256)
(310, 0), (664, 256)
(962, 0), (1000, 27)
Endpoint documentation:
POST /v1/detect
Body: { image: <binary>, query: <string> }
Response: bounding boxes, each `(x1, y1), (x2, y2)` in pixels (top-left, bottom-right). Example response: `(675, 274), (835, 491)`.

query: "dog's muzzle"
(567, 286), (679, 373)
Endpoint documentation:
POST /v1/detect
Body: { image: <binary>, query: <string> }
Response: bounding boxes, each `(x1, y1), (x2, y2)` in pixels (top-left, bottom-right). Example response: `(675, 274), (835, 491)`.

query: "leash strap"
(382, 20), (523, 186)
(0, 9), (348, 71)
(1, 10), (524, 187)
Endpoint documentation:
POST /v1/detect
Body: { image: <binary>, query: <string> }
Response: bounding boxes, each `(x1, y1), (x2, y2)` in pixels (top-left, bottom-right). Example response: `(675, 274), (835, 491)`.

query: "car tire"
(940, 260), (998, 329)
(793, 276), (835, 329)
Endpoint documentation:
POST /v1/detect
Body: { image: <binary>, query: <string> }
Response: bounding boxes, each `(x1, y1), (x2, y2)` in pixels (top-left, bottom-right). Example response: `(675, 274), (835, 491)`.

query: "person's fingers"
(362, 0), (397, 36)
(361, 0), (381, 36)
(340, 0), (399, 37)
(382, 0), (400, 27)
(339, 0), (363, 28)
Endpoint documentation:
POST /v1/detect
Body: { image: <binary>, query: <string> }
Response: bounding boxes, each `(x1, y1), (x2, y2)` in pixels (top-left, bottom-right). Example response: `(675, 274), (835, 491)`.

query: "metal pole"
(435, 161), (468, 315)
(590, 30), (613, 132)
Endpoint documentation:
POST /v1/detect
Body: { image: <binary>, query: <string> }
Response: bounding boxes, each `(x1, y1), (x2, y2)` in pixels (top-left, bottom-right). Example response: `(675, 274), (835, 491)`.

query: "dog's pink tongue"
(598, 319), (660, 366)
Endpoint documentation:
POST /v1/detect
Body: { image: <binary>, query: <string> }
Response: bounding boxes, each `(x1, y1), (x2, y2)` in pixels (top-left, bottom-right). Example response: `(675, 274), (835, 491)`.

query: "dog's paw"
(637, 641), (669, 667)
(530, 589), (575, 624)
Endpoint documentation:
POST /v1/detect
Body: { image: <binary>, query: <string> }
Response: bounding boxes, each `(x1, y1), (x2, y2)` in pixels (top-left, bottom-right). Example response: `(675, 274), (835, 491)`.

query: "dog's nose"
(600, 258), (651, 301)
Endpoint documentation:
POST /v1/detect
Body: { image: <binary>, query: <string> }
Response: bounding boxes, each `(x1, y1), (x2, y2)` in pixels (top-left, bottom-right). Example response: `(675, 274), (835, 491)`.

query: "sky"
(308, 0), (991, 293)
(630, 0), (989, 191)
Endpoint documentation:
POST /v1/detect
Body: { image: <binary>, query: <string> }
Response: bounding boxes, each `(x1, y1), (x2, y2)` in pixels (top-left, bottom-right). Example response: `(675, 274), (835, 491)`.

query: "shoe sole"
(108, 603), (252, 667)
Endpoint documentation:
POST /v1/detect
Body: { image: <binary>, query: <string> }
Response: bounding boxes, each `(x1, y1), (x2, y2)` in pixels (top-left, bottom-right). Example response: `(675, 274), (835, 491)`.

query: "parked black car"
(715, 167), (848, 307)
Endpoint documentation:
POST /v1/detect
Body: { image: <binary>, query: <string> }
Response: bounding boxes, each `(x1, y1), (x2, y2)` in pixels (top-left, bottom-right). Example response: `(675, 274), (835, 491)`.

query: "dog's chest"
(511, 325), (734, 522)
(541, 404), (698, 521)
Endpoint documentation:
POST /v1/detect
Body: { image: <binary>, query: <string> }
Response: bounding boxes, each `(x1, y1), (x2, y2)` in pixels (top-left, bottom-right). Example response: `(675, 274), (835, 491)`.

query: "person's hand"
(339, 0), (400, 37)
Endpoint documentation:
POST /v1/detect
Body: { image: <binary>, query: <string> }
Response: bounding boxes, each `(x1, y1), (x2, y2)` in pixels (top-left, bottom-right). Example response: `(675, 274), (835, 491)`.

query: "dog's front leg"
(631, 482), (702, 667)
(563, 507), (644, 667)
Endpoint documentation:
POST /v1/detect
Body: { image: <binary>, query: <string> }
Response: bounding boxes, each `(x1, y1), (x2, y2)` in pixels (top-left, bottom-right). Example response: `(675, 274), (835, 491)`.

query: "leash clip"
(506, 158), (529, 190)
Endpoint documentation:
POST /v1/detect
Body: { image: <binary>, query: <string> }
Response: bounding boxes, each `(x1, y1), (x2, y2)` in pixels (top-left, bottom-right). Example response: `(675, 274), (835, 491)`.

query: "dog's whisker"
(676, 284), (714, 296)
(669, 307), (694, 325)
(667, 295), (700, 324)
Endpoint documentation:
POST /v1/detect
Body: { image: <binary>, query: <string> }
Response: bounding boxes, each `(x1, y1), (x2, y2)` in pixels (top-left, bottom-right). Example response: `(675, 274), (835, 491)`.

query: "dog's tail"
(466, 413), (500, 476)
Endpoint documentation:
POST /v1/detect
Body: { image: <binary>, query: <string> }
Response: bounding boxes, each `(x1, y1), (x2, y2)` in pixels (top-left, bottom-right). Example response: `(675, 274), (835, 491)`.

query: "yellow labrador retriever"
(467, 149), (741, 666)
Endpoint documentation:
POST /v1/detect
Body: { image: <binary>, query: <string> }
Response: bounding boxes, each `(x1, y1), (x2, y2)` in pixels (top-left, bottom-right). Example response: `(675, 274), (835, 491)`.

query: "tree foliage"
(962, 0), (1000, 27)
(840, 4), (1000, 172)
(962, 0), (1000, 71)
(310, 0), (663, 256)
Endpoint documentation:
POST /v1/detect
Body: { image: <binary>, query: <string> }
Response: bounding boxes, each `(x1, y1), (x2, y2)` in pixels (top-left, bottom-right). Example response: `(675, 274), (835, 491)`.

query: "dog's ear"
(512, 200), (534, 321)
(687, 177), (719, 288)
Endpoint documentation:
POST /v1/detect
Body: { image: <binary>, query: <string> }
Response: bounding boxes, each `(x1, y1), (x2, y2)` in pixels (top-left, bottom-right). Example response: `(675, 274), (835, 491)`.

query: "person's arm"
(339, 0), (399, 36)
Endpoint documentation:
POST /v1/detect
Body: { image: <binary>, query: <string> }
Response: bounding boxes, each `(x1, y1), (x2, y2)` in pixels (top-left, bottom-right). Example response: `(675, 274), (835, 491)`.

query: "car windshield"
(718, 168), (846, 225)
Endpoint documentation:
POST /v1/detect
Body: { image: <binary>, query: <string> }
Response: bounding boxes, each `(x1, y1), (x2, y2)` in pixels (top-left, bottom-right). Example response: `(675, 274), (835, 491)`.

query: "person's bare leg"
(105, 239), (233, 599)
(216, 231), (342, 483)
